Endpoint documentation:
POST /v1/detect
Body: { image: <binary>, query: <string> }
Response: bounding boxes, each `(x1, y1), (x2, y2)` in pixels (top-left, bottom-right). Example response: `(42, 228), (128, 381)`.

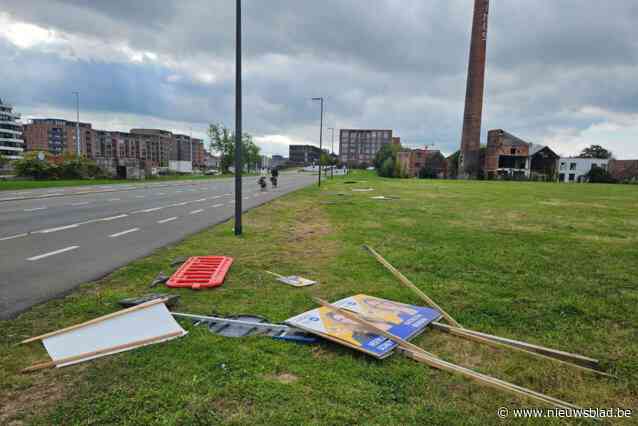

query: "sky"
(0, 0), (636, 158)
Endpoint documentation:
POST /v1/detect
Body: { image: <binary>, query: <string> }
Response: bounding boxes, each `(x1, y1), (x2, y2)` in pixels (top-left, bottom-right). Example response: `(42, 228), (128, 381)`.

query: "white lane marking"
(175, 190), (184, 193)
(0, 233), (28, 241)
(228, 201), (234, 205)
(99, 214), (128, 222)
(28, 245), (79, 261)
(70, 201), (90, 206)
(24, 206), (47, 212)
(157, 192), (166, 196)
(210, 203), (224, 208)
(135, 195), (145, 198)
(211, 195), (222, 199)
(189, 209), (204, 215)
(109, 228), (140, 238)
(108, 198), (121, 202)
(193, 198), (207, 203)
(223, 193), (232, 196)
(243, 196), (249, 200)
(157, 217), (178, 224)
(35, 224), (79, 234)
(132, 206), (163, 214)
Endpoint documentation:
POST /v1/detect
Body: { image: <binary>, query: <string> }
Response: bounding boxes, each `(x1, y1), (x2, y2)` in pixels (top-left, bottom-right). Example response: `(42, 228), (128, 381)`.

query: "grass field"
(0, 174), (230, 192)
(1, 172), (637, 425)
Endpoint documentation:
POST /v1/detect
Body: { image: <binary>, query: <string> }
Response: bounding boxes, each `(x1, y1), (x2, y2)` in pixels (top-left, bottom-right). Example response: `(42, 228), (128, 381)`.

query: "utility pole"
(189, 126), (194, 174)
(312, 97), (323, 187)
(72, 91), (80, 157)
(234, 0), (242, 235)
(328, 127), (335, 178)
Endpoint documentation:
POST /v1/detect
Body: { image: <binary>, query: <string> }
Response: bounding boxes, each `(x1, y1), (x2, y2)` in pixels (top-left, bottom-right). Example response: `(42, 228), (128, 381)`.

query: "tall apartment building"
(23, 118), (95, 158)
(339, 129), (393, 166)
(0, 98), (24, 160)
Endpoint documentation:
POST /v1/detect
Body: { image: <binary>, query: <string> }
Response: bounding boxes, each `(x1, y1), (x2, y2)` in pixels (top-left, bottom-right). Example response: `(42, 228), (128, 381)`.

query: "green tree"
(208, 123), (261, 172)
(373, 143), (401, 177)
(585, 164), (616, 183)
(579, 145), (612, 159)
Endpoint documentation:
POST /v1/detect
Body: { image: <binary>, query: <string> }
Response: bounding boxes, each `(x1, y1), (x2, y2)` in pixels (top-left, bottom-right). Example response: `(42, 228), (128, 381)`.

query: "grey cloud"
(1, 0), (637, 156)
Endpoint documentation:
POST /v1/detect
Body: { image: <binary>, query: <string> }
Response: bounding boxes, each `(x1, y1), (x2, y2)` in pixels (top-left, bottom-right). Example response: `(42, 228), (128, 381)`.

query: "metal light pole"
(72, 91), (80, 157)
(312, 97), (323, 186)
(328, 127), (335, 178)
(189, 126), (194, 173)
(234, 0), (243, 235)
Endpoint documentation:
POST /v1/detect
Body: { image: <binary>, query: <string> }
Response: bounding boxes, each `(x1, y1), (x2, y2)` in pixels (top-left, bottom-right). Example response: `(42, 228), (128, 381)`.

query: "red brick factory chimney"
(458, 0), (489, 179)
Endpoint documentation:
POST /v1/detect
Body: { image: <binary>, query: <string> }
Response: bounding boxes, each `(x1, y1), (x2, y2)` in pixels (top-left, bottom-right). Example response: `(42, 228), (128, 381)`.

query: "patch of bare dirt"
(263, 373), (299, 384)
(0, 381), (65, 425)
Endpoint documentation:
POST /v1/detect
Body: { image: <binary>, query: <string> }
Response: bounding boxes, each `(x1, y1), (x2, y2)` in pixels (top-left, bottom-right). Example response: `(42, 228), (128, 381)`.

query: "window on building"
(510, 148), (516, 155)
(560, 162), (566, 170)
(570, 162), (577, 170)
(559, 173), (565, 182)
(568, 173), (575, 181)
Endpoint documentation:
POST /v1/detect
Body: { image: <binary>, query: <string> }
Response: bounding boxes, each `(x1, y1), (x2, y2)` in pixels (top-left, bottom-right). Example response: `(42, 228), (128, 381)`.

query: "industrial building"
(339, 129), (393, 166)
(397, 149), (447, 178)
(485, 129), (558, 180)
(0, 98), (24, 160)
(289, 145), (322, 165)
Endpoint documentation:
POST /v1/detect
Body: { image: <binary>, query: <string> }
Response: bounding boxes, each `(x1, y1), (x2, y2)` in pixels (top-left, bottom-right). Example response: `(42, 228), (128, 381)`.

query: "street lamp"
(72, 91), (80, 157)
(328, 127), (335, 179)
(234, 0), (243, 236)
(311, 97), (323, 187)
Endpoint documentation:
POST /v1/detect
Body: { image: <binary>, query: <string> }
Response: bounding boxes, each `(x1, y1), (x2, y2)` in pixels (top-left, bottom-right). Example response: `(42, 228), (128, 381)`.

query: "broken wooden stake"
(362, 244), (603, 371)
(313, 297), (591, 414)
(430, 322), (611, 377)
(362, 245), (461, 328)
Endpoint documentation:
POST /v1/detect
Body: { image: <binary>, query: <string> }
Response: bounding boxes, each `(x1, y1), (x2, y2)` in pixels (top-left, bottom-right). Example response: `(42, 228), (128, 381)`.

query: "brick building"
(192, 138), (206, 169)
(130, 129), (175, 168)
(339, 129), (393, 166)
(397, 149), (447, 178)
(23, 118), (96, 158)
(609, 159), (638, 183)
(485, 129), (558, 180)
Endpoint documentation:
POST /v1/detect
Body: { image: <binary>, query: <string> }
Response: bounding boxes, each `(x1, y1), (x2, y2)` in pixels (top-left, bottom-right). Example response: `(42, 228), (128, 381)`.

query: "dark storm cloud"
(1, 0), (637, 155)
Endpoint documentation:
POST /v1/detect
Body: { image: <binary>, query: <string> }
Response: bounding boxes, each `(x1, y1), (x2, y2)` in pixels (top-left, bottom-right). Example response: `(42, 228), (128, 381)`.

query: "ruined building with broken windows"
(484, 129), (558, 180)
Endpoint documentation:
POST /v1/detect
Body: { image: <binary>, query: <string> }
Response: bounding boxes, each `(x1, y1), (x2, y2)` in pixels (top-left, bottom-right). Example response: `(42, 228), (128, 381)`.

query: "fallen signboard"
(285, 294), (441, 358)
(21, 299), (187, 372)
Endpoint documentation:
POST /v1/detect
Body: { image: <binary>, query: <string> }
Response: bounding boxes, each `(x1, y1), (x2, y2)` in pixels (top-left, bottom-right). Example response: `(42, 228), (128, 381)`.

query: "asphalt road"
(0, 173), (316, 319)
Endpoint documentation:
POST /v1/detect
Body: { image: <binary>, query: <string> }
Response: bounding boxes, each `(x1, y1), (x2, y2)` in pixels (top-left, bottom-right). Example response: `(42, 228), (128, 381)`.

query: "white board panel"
(42, 303), (186, 367)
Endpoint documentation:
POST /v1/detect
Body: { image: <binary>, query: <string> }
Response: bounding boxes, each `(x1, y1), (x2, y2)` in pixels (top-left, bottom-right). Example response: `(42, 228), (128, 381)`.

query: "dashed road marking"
(35, 224), (79, 234)
(0, 233), (28, 241)
(189, 209), (204, 215)
(28, 245), (79, 261)
(24, 206), (47, 212)
(157, 217), (178, 224)
(109, 228), (140, 238)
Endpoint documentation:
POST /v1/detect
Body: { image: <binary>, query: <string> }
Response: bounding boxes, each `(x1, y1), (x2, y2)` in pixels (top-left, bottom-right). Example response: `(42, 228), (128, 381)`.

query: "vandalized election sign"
(286, 294), (441, 358)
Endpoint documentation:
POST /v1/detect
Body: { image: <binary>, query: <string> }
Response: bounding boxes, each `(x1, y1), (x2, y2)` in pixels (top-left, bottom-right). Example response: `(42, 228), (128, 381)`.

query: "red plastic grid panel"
(167, 256), (234, 290)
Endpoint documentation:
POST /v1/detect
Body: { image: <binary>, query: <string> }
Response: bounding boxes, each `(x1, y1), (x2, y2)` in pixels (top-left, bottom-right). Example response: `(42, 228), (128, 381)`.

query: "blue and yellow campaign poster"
(285, 294), (441, 358)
